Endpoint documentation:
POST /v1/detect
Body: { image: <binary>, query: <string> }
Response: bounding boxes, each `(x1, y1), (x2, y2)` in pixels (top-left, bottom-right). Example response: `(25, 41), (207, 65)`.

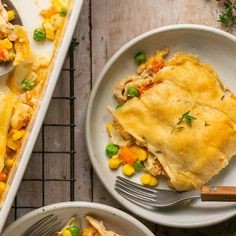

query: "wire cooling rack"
(8, 39), (78, 222)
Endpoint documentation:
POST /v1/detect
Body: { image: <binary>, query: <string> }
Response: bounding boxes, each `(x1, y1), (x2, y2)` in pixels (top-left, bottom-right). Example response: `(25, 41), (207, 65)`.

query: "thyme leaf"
(218, 0), (236, 30)
(171, 111), (196, 134)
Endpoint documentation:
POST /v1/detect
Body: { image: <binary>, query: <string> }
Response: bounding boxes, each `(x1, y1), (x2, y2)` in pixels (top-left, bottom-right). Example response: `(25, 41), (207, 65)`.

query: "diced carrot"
(119, 147), (138, 166)
(151, 59), (164, 73)
(138, 84), (154, 95)
(0, 172), (6, 181)
(0, 48), (5, 60)
(41, 7), (57, 18)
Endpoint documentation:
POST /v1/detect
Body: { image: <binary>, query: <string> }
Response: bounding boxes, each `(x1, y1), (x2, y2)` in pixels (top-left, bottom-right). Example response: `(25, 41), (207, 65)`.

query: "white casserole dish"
(0, 0), (84, 232)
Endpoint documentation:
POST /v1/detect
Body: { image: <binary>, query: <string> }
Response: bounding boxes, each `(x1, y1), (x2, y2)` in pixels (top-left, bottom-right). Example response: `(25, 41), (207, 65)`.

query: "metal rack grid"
(11, 39), (78, 220)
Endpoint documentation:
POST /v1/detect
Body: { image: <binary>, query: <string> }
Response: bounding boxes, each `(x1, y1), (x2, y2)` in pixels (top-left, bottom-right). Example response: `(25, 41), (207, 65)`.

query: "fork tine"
(39, 221), (62, 236)
(115, 181), (156, 198)
(23, 214), (58, 236)
(115, 188), (157, 206)
(23, 214), (54, 235)
(33, 217), (59, 236)
(46, 222), (63, 236)
(115, 184), (156, 203)
(116, 176), (158, 194)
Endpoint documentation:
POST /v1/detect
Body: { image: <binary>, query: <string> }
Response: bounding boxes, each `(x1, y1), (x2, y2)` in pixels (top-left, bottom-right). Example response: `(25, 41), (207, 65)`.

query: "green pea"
(59, 7), (68, 17)
(135, 51), (146, 64)
(21, 79), (36, 91)
(127, 86), (139, 97)
(105, 143), (119, 157)
(68, 225), (80, 236)
(134, 161), (143, 171)
(33, 28), (46, 41)
(116, 104), (123, 109)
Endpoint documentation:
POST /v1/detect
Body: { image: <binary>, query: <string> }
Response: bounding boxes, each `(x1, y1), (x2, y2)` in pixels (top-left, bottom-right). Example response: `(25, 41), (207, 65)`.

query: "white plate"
(86, 24), (236, 228)
(0, 0), (84, 232)
(2, 202), (154, 236)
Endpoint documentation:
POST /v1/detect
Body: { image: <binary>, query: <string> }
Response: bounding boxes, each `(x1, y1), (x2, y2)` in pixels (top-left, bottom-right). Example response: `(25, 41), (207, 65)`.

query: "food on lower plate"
(106, 48), (236, 191)
(57, 215), (121, 236)
(0, 0), (29, 65)
(0, 0), (70, 200)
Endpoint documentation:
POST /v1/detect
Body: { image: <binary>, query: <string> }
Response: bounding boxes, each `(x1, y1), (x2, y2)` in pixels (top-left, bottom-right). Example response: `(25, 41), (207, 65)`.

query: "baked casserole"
(106, 49), (236, 191)
(0, 0), (70, 200)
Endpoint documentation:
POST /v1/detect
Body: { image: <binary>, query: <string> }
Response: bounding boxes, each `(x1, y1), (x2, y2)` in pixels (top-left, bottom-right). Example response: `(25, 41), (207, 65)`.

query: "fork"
(23, 214), (63, 236)
(115, 176), (236, 207)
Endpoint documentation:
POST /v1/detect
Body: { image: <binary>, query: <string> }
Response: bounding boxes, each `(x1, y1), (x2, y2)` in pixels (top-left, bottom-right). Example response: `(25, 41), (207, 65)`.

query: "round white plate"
(86, 24), (236, 228)
(2, 202), (154, 236)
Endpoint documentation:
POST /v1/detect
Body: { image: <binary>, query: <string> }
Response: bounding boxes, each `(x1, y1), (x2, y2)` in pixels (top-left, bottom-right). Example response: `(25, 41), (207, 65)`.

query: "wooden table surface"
(5, 0), (236, 235)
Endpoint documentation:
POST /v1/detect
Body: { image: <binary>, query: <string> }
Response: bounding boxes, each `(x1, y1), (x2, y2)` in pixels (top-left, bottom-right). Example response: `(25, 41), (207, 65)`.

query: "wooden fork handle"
(201, 186), (236, 201)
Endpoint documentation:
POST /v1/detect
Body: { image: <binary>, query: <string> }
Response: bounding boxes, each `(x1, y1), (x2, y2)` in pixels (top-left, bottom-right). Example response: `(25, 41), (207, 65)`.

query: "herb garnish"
(155, 151), (162, 154)
(218, 0), (236, 30)
(170, 125), (184, 134)
(171, 111), (196, 134)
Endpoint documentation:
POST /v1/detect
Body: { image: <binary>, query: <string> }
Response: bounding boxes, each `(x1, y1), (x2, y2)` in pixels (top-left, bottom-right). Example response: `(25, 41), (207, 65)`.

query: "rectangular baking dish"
(0, 0), (84, 231)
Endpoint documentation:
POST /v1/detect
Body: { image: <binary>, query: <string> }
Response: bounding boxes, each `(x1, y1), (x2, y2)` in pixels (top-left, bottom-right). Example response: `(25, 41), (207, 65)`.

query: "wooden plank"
(73, 0), (93, 201)
(4, 0), (236, 235)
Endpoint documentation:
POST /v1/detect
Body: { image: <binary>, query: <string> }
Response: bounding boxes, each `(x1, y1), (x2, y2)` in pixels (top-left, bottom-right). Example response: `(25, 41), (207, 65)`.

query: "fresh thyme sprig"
(218, 0), (236, 30)
(171, 111), (196, 134)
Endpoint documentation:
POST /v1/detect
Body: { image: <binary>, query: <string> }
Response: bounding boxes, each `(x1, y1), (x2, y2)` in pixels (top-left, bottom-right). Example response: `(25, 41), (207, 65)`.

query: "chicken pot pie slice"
(110, 52), (236, 191)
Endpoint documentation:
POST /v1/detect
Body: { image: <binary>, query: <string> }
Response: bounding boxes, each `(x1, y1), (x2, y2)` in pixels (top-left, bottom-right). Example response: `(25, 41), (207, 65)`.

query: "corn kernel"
(7, 10), (15, 21)
(140, 173), (152, 185)
(7, 139), (18, 150)
(52, 0), (64, 11)
(45, 28), (55, 40)
(0, 182), (6, 194)
(130, 146), (147, 161)
(108, 156), (121, 170)
(106, 122), (113, 136)
(149, 176), (158, 187)
(62, 229), (72, 236)
(122, 164), (135, 176)
(0, 38), (13, 49)
(5, 159), (14, 170)
(12, 130), (23, 141)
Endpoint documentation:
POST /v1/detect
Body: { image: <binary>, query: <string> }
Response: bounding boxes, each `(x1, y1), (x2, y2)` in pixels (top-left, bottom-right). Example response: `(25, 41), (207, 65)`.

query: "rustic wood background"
(4, 0), (236, 235)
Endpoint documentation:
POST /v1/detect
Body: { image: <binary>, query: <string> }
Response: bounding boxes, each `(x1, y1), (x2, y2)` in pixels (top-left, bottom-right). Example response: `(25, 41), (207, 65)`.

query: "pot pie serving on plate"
(106, 48), (236, 191)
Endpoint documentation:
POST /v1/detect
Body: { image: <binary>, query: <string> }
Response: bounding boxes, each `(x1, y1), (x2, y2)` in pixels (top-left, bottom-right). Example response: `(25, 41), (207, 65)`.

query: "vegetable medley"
(33, 0), (68, 42)
(106, 49), (170, 187)
(57, 215), (121, 236)
(0, 0), (70, 199)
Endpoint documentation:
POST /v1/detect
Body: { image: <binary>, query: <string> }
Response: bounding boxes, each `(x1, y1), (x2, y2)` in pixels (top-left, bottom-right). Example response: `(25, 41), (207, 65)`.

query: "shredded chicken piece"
(10, 103), (32, 129)
(107, 106), (133, 141)
(106, 122), (131, 147)
(82, 225), (100, 236)
(0, 1), (13, 37)
(113, 75), (154, 103)
(144, 152), (163, 176)
(85, 216), (122, 236)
